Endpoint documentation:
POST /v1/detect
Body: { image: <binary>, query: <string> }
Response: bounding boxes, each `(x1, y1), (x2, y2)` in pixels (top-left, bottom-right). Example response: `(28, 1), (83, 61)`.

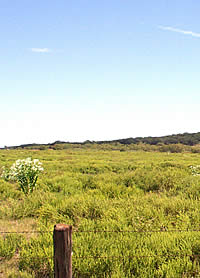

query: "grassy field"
(1, 146), (200, 277)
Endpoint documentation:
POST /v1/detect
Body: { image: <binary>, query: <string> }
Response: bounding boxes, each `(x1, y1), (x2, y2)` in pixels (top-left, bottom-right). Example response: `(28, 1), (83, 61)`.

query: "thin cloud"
(158, 25), (200, 38)
(30, 48), (52, 53)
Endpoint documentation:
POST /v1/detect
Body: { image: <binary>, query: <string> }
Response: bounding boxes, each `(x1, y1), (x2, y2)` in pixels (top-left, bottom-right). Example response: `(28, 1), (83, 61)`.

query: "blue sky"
(1, 0), (200, 147)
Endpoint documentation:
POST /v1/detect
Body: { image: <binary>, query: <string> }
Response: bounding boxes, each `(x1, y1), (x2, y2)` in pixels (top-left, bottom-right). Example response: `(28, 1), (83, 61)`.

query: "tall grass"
(1, 147), (200, 277)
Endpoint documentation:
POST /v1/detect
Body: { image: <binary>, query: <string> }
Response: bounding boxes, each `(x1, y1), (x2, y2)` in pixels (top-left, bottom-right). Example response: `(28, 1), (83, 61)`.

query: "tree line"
(2, 132), (200, 151)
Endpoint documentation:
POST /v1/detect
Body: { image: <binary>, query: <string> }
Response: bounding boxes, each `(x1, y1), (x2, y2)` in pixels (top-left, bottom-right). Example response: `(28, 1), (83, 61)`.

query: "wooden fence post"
(53, 224), (72, 278)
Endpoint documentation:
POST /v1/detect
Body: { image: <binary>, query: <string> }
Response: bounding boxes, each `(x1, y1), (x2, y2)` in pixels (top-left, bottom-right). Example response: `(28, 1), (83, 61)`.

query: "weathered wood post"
(53, 224), (72, 278)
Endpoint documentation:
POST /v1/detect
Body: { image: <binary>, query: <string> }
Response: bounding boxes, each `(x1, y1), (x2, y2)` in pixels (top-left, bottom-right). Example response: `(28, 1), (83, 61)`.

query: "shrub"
(1, 158), (43, 194)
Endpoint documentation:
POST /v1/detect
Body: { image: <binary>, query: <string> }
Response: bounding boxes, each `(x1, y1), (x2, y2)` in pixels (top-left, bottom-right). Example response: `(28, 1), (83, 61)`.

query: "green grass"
(0, 147), (200, 277)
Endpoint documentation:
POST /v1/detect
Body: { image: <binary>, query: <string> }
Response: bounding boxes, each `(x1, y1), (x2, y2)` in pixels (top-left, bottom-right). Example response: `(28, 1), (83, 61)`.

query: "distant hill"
(2, 132), (200, 150)
(97, 132), (200, 146)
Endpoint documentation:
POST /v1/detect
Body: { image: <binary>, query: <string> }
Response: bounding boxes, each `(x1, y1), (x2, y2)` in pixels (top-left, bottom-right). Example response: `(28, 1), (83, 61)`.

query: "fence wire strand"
(0, 231), (52, 234)
(1, 229), (200, 234)
(74, 229), (200, 233)
(73, 253), (200, 259)
(1, 253), (200, 261)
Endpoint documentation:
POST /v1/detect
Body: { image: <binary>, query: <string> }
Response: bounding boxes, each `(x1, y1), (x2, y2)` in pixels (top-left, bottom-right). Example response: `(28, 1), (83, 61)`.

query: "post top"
(54, 224), (72, 231)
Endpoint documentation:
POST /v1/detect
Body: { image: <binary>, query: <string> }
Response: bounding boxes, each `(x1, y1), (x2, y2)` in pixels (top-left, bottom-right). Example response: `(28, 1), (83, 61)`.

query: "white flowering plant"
(189, 165), (200, 176)
(1, 158), (44, 194)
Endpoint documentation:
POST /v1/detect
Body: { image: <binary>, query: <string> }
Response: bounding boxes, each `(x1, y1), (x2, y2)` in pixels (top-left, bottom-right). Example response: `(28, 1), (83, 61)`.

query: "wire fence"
(1, 228), (200, 234)
(1, 227), (200, 277)
(1, 228), (200, 260)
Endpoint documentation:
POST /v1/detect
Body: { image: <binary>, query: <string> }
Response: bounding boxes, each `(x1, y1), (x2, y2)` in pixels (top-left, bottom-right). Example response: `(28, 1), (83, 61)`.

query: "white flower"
(190, 165), (200, 176)
(1, 158), (44, 194)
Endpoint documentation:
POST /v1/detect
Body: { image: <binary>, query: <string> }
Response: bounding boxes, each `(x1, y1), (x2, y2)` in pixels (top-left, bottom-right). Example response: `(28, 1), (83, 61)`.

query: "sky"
(1, 0), (200, 147)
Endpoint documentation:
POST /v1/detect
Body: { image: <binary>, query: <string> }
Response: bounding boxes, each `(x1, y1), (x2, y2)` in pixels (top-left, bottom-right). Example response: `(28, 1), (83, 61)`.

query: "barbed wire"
(2, 227), (200, 276)
(1, 253), (200, 261)
(73, 253), (200, 259)
(73, 229), (200, 233)
(0, 256), (52, 261)
(72, 270), (200, 277)
(1, 228), (200, 234)
(1, 252), (200, 277)
(0, 231), (52, 234)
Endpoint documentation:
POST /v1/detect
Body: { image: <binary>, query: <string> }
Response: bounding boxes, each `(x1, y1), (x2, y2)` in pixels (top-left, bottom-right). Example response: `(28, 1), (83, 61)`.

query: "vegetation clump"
(1, 158), (43, 194)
